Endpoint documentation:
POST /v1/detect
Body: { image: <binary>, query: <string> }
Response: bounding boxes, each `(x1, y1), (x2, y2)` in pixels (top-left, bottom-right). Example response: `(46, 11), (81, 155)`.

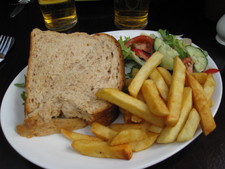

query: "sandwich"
(17, 28), (125, 138)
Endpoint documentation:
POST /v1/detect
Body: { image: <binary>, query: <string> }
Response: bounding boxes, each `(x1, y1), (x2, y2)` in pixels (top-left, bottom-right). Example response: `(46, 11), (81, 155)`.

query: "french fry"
(120, 108), (143, 123)
(109, 129), (148, 146)
(186, 72), (216, 135)
(157, 66), (172, 87)
(131, 115), (143, 123)
(131, 68), (140, 77)
(148, 124), (163, 134)
(61, 129), (103, 141)
(137, 92), (145, 102)
(124, 78), (133, 88)
(156, 87), (192, 143)
(141, 80), (169, 116)
(165, 56), (186, 126)
(130, 132), (159, 152)
(128, 52), (164, 97)
(109, 123), (148, 132)
(176, 108), (200, 142)
(120, 108), (132, 123)
(149, 68), (169, 100)
(96, 88), (164, 127)
(192, 72), (208, 85)
(91, 122), (118, 140)
(203, 74), (216, 107)
(185, 72), (208, 86)
(71, 140), (133, 160)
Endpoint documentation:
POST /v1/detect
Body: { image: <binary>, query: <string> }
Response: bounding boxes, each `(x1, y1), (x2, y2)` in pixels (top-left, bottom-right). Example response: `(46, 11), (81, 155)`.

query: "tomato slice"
(125, 35), (154, 47)
(125, 35), (154, 55)
(133, 48), (149, 61)
(182, 57), (194, 73)
(204, 68), (219, 74)
(132, 43), (153, 54)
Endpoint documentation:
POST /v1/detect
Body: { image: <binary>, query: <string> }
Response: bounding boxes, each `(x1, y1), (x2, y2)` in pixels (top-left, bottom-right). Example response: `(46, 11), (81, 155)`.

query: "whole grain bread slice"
(17, 28), (124, 137)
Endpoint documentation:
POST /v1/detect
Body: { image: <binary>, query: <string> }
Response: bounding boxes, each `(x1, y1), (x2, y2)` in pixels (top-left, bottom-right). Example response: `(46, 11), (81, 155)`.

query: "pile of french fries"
(61, 52), (217, 160)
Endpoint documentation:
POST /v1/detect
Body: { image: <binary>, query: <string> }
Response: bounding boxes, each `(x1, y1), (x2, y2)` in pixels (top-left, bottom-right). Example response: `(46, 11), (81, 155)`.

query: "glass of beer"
(114, 0), (150, 29)
(38, 0), (78, 31)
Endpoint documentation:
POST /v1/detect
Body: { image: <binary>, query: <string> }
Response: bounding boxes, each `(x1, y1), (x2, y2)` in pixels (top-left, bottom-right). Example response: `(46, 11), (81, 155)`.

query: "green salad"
(118, 29), (210, 78)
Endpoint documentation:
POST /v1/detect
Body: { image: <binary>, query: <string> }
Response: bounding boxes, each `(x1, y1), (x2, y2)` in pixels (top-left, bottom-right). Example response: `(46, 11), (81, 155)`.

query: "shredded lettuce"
(118, 36), (144, 78)
(14, 82), (25, 88)
(14, 75), (26, 88)
(158, 29), (188, 59)
(14, 75), (26, 102)
(118, 36), (145, 66)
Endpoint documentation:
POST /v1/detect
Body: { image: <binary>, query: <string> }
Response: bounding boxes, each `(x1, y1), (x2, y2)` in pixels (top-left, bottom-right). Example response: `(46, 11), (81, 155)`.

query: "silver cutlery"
(10, 0), (30, 18)
(0, 35), (15, 58)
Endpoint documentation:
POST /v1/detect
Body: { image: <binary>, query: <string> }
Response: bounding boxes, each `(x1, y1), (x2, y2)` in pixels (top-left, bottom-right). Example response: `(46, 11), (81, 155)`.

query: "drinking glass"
(38, 0), (78, 31)
(114, 0), (150, 29)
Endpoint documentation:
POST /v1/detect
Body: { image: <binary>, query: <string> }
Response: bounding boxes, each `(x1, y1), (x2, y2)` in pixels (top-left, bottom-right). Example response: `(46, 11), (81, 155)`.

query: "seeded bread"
(17, 28), (124, 137)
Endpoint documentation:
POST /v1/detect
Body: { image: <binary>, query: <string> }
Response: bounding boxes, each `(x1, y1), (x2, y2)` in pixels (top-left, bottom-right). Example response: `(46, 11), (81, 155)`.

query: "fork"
(9, 0), (31, 5)
(0, 35), (15, 58)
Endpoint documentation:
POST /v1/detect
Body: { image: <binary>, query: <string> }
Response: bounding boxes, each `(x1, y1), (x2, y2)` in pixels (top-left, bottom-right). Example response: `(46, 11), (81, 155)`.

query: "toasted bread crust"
(17, 118), (88, 138)
(17, 29), (124, 137)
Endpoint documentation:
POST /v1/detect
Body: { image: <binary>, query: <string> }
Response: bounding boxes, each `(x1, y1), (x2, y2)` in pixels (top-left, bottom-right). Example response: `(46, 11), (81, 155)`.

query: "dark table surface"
(0, 0), (225, 169)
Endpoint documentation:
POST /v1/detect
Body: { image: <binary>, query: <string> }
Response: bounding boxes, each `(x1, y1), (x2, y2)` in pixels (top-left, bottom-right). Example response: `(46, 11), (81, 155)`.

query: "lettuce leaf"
(118, 36), (145, 66)
(118, 36), (144, 78)
(158, 29), (188, 59)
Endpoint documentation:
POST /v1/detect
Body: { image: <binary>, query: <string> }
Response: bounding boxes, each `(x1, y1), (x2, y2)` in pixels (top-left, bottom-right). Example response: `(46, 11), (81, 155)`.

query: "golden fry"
(149, 68), (169, 100)
(176, 108), (200, 142)
(96, 88), (164, 127)
(141, 80), (169, 116)
(120, 107), (143, 123)
(157, 66), (172, 87)
(91, 122), (118, 140)
(130, 132), (159, 152)
(131, 115), (143, 123)
(185, 72), (208, 86)
(61, 129), (103, 141)
(124, 78), (133, 88)
(148, 124), (163, 134)
(165, 56), (186, 126)
(120, 108), (132, 123)
(156, 87), (192, 143)
(128, 52), (164, 97)
(109, 123), (148, 132)
(72, 140), (132, 160)
(186, 72), (216, 135)
(109, 129), (148, 146)
(192, 72), (208, 85)
(137, 92), (145, 102)
(203, 74), (216, 107)
(131, 68), (140, 77)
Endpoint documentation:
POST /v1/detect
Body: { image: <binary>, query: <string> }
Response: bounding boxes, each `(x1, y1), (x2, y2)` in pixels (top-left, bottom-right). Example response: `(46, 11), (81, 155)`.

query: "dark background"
(0, 0), (225, 169)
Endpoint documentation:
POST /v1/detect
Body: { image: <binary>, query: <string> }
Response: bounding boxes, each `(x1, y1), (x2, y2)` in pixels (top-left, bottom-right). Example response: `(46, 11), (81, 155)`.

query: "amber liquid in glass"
(39, 0), (77, 31)
(114, 0), (149, 29)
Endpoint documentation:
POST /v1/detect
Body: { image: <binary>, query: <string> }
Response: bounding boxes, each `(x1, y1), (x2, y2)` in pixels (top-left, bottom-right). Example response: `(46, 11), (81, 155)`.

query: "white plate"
(1, 30), (223, 169)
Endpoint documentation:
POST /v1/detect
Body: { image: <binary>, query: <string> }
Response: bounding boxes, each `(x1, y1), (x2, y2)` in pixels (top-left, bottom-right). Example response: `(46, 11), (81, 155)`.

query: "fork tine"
(0, 36), (10, 53)
(0, 35), (3, 42)
(8, 37), (15, 51)
(2, 37), (14, 56)
(0, 35), (6, 51)
(0, 35), (15, 58)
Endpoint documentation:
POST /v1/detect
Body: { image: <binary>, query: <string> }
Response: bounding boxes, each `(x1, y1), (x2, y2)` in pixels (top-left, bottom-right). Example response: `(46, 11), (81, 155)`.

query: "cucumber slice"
(154, 37), (163, 51)
(154, 38), (179, 70)
(186, 45), (208, 72)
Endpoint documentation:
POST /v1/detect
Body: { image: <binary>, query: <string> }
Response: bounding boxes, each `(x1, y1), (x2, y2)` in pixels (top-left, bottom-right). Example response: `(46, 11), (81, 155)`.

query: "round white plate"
(1, 30), (223, 169)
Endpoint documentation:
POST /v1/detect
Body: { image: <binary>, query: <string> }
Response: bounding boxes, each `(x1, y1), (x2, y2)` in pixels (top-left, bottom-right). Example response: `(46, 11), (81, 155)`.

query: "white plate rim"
(0, 30), (223, 169)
